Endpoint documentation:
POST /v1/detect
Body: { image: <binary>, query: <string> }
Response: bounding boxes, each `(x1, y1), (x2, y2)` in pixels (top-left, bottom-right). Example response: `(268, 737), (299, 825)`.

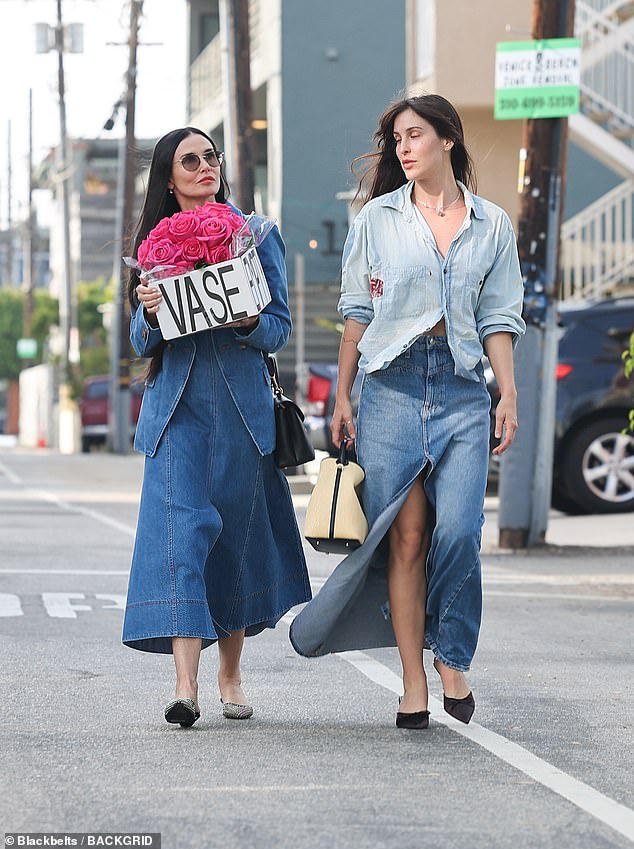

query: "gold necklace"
(414, 188), (462, 217)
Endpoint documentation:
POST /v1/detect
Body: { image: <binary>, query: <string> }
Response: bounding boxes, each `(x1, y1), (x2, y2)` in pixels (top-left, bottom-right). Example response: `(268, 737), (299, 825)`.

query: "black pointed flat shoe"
(396, 709), (431, 730)
(443, 691), (475, 724)
(432, 659), (475, 724)
(164, 698), (200, 727)
(395, 697), (430, 730)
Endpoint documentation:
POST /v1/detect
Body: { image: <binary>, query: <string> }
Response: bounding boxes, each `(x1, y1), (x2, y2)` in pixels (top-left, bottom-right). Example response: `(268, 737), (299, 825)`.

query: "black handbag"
(265, 355), (315, 469)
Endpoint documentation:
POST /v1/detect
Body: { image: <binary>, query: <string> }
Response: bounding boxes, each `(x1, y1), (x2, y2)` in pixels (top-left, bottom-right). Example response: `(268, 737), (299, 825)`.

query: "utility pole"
(109, 0), (142, 454)
(6, 121), (13, 285)
(220, 0), (255, 213)
(498, 0), (576, 547)
(55, 0), (80, 454)
(22, 89), (36, 367)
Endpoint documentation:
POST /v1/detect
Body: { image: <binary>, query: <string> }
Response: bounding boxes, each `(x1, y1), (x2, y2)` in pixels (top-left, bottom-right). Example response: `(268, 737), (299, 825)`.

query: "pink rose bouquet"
(133, 202), (249, 282)
(123, 204), (276, 338)
(125, 204), (276, 287)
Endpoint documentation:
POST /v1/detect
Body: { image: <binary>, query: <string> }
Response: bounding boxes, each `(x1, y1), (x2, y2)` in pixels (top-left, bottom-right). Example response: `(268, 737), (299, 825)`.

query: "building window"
(197, 12), (219, 58)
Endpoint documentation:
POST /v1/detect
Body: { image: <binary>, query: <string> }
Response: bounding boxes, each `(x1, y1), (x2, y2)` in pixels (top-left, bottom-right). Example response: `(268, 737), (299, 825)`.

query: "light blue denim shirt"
(338, 181), (526, 380)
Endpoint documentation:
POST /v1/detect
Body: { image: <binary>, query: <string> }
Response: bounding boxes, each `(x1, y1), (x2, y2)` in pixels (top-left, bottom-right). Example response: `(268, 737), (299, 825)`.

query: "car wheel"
(551, 485), (585, 515)
(563, 418), (634, 513)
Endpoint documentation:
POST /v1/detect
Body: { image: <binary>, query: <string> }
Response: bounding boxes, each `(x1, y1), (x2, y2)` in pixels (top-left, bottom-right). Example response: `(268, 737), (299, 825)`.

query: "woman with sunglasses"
(290, 95), (525, 729)
(122, 127), (311, 727)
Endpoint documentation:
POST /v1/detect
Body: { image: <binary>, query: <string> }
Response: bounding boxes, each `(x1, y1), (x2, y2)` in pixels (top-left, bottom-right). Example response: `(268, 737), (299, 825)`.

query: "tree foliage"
(0, 279), (115, 386)
(0, 290), (59, 381)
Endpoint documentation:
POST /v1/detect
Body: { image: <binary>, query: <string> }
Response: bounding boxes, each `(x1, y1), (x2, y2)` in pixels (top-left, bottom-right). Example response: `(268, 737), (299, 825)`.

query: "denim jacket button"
(239, 343), (247, 350)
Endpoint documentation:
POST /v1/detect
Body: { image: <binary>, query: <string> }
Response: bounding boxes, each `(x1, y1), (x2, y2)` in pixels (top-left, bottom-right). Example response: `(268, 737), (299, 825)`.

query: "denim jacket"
(338, 181), (526, 379)
(130, 217), (290, 457)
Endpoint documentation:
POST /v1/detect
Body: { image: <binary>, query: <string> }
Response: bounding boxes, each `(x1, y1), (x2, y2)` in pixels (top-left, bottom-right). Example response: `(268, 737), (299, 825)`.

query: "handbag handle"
(338, 439), (351, 466)
(265, 354), (283, 398)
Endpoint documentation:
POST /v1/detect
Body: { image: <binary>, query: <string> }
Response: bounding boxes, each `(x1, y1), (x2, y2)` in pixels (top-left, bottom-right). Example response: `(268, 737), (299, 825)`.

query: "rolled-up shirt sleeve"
(337, 215), (374, 325)
(476, 218), (526, 346)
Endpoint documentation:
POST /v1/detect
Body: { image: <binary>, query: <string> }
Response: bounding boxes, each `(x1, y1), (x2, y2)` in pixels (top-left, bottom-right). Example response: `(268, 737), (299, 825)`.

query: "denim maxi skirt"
(123, 331), (312, 654)
(290, 336), (490, 671)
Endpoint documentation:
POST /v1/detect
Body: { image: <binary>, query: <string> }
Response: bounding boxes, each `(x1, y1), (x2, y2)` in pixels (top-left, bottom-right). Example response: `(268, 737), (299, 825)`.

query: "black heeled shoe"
(442, 692), (475, 724)
(433, 659), (475, 724)
(396, 698), (430, 730)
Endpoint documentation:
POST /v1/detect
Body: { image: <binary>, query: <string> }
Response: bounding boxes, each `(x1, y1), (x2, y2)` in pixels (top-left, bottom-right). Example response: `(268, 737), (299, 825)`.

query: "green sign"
(17, 338), (37, 359)
(495, 38), (581, 120)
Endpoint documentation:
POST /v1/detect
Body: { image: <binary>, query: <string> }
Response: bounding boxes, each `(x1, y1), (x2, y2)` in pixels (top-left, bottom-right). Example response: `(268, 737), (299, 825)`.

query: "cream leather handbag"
(304, 442), (368, 554)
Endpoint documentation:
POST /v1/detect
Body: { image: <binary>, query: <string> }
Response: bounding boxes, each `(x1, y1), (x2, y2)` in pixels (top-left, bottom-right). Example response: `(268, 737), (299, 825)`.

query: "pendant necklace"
(414, 188), (462, 217)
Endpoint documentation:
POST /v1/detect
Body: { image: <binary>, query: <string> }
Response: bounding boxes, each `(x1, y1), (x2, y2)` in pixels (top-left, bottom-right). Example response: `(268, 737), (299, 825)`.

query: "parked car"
(302, 297), (634, 514)
(303, 364), (362, 456)
(79, 375), (144, 452)
(538, 296), (633, 514)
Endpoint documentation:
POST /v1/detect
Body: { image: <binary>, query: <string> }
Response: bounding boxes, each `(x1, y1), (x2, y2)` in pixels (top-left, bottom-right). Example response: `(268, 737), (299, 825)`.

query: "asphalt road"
(0, 449), (633, 849)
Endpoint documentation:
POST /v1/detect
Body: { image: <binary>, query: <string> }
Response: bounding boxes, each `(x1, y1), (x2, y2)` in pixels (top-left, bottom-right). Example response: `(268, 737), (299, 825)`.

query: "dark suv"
(546, 297), (634, 514)
(303, 297), (634, 515)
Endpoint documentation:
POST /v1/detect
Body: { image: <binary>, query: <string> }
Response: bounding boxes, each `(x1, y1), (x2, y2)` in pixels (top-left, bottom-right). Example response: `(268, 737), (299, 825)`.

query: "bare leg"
(172, 636), (202, 708)
(388, 477), (429, 714)
(433, 658), (471, 699)
(218, 629), (249, 704)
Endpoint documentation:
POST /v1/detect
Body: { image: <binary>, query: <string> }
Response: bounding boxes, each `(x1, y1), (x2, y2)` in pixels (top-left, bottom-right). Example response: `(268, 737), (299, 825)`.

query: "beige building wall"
(407, 0), (532, 224)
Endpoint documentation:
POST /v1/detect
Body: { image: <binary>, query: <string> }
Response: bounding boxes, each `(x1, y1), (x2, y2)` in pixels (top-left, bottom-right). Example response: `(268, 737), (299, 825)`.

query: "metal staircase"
(562, 0), (634, 299)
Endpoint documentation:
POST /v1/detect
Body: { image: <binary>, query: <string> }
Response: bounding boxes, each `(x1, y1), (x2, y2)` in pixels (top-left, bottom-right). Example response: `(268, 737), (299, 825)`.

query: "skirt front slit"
(290, 336), (490, 670)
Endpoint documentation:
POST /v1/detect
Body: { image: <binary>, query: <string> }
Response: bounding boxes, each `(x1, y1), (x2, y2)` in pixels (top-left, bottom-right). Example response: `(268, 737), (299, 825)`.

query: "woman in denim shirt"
(291, 95), (525, 729)
(122, 127), (311, 727)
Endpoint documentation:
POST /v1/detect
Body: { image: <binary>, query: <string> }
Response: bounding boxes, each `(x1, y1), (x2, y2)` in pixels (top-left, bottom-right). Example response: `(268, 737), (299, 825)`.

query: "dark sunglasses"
(176, 150), (225, 172)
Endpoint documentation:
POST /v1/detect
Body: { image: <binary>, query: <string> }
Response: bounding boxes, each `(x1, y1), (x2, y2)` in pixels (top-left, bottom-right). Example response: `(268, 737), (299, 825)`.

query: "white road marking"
(307, 579), (632, 604)
(0, 593), (23, 617)
(485, 589), (632, 603)
(42, 593), (93, 619)
(0, 592), (127, 617)
(281, 612), (634, 843)
(0, 460), (137, 537)
(341, 648), (634, 843)
(95, 594), (126, 610)
(0, 460), (21, 484)
(0, 569), (129, 575)
(30, 489), (137, 537)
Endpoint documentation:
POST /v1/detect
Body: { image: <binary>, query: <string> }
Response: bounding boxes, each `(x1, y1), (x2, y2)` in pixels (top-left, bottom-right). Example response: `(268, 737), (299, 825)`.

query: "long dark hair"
(128, 127), (230, 380)
(353, 94), (477, 203)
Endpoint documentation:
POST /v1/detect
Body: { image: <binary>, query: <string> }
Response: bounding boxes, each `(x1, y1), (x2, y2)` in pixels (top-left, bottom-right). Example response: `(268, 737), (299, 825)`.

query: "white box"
(152, 246), (271, 340)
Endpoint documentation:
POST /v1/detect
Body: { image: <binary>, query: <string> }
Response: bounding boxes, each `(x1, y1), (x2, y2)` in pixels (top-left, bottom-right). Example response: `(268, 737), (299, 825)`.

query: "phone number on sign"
(498, 94), (577, 111)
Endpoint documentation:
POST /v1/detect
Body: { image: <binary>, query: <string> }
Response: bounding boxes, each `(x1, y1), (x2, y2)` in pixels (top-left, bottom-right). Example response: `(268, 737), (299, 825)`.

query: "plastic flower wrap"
(124, 204), (277, 340)
(125, 203), (276, 284)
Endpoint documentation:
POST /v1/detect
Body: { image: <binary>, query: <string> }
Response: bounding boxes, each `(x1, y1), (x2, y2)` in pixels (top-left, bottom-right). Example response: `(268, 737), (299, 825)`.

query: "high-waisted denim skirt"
(290, 336), (490, 671)
(123, 332), (311, 654)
